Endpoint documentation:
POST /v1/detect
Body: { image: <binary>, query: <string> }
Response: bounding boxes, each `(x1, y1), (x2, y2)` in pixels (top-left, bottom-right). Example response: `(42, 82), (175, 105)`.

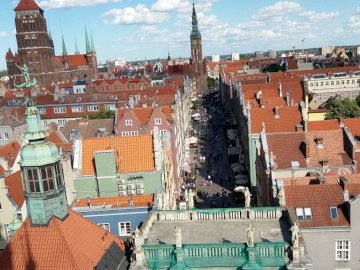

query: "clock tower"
(190, 2), (203, 74)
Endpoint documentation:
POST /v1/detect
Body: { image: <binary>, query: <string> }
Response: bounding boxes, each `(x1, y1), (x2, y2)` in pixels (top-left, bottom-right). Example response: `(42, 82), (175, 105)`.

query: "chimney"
(321, 159), (328, 168)
(295, 124), (303, 132)
(338, 117), (344, 128)
(274, 106), (280, 118)
(285, 91), (290, 105)
(301, 140), (310, 163)
(278, 81), (282, 97)
(338, 176), (349, 201)
(315, 137), (324, 149)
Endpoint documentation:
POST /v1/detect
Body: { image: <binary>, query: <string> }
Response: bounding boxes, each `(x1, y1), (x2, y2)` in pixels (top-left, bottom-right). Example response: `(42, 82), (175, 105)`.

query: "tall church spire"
(61, 34), (68, 56)
(85, 26), (91, 54)
(75, 35), (80, 55)
(90, 30), (96, 53)
(191, 1), (201, 38)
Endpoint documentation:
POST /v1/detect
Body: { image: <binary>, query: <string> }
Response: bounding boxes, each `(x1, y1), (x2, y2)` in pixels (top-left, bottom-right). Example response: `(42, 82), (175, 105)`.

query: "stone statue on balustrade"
(187, 189), (195, 210)
(290, 222), (301, 248)
(133, 227), (144, 252)
(277, 186), (285, 207)
(184, 189), (188, 202)
(244, 187), (252, 208)
(174, 226), (182, 248)
(156, 192), (163, 210)
(246, 224), (255, 247)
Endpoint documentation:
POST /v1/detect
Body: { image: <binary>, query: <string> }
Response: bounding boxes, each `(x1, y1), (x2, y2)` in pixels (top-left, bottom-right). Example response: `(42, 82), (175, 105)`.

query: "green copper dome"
(20, 141), (60, 167)
(23, 99), (49, 141)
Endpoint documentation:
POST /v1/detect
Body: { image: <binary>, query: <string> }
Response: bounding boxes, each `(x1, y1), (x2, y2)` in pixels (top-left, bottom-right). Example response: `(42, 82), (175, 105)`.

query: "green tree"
(207, 77), (215, 89)
(88, 109), (114, 119)
(355, 94), (360, 107)
(325, 96), (360, 119)
(263, 63), (281, 73)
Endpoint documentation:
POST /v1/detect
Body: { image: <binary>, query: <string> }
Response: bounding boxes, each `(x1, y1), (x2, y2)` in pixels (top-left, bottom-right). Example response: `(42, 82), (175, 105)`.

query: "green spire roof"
(90, 30), (95, 53)
(85, 26), (91, 54)
(191, 2), (201, 38)
(75, 35), (80, 55)
(62, 34), (68, 56)
(23, 99), (49, 141)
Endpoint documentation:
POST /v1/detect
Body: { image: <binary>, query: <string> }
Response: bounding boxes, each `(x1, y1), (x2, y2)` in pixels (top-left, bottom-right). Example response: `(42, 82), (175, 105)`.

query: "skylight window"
(330, 207), (338, 220)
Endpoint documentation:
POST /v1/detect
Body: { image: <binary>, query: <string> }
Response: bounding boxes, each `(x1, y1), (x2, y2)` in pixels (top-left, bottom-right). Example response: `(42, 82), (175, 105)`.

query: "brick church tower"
(190, 2), (203, 75)
(13, 0), (54, 84)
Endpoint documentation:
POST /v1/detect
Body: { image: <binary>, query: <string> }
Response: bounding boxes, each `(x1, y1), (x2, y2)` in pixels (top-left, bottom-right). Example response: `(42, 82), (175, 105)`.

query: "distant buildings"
(6, 0), (97, 88)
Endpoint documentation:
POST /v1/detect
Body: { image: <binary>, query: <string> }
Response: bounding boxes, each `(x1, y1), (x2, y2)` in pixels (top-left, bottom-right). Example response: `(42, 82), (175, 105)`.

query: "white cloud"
(300, 11), (339, 23)
(356, 6), (360, 13)
(38, 0), (121, 9)
(252, 1), (302, 21)
(0, 31), (7, 38)
(103, 4), (169, 25)
(152, 0), (190, 12)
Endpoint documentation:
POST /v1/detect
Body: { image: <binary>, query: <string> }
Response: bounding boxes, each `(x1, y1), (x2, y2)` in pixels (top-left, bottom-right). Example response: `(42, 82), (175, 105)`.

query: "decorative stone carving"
(134, 227), (144, 252)
(174, 226), (182, 248)
(277, 186), (285, 207)
(187, 189), (194, 210)
(156, 192), (163, 210)
(246, 224), (255, 247)
(290, 222), (301, 248)
(244, 187), (251, 208)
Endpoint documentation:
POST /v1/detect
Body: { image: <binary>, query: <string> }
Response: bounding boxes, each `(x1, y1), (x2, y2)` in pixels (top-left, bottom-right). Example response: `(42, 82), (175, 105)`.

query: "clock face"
(192, 40), (198, 46)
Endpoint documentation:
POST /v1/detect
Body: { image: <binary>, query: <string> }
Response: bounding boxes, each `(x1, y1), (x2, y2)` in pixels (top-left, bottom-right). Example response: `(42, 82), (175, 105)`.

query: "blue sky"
(1, 0), (360, 70)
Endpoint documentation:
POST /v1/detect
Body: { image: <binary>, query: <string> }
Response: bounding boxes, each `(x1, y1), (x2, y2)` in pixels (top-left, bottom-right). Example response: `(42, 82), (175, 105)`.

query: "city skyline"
(0, 0), (360, 70)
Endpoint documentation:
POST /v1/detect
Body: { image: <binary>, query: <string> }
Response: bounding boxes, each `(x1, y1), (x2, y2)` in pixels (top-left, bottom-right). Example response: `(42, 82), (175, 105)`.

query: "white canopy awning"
(189, 136), (198, 144)
(183, 163), (192, 173)
(191, 113), (201, 118)
(234, 186), (246, 192)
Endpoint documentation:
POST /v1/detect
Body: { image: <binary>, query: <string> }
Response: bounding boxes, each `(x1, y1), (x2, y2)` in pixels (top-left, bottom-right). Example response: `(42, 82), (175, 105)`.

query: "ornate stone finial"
(174, 226), (182, 248)
(134, 228), (144, 252)
(246, 224), (255, 247)
(290, 222), (301, 248)
(277, 186), (285, 207)
(244, 187), (251, 208)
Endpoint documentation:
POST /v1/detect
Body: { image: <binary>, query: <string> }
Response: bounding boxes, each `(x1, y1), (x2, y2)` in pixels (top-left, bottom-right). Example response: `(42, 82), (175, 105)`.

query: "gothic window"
(41, 166), (54, 192)
(55, 162), (63, 188)
(27, 168), (40, 192)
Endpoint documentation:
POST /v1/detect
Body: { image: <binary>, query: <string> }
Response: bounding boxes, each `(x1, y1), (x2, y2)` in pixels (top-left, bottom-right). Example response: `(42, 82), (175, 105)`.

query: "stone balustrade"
(155, 207), (282, 222)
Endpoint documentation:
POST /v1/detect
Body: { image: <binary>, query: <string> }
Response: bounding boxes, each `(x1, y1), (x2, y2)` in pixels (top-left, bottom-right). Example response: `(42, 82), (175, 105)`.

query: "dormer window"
(330, 206), (338, 220)
(92, 96), (97, 101)
(155, 118), (162, 125)
(296, 207), (312, 220)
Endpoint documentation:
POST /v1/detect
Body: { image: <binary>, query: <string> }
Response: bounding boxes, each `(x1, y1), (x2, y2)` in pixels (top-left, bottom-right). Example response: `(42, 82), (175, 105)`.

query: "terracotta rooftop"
(250, 106), (302, 133)
(5, 48), (14, 59)
(0, 107), (26, 127)
(54, 55), (88, 68)
(308, 119), (340, 131)
(14, 0), (42, 11)
(0, 141), (21, 168)
(59, 118), (114, 141)
(284, 174), (360, 228)
(81, 135), (154, 175)
(266, 129), (352, 169)
(4, 171), (25, 208)
(0, 209), (126, 269)
(73, 194), (154, 208)
(117, 106), (172, 126)
(45, 131), (72, 153)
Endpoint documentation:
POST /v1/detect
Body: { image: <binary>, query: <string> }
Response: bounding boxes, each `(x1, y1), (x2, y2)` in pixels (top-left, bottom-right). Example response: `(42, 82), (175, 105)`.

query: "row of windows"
(98, 222), (131, 236)
(296, 206), (339, 220)
(121, 131), (139, 136)
(0, 133), (10, 140)
(40, 104), (117, 115)
(317, 92), (359, 101)
(26, 163), (63, 193)
(310, 79), (360, 87)
(125, 118), (162, 126)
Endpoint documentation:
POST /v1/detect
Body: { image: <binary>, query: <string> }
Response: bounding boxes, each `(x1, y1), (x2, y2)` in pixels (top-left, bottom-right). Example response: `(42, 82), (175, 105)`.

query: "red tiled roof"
(81, 135), (154, 175)
(0, 209), (126, 269)
(74, 194), (154, 208)
(266, 129), (352, 169)
(4, 171), (25, 208)
(284, 174), (360, 228)
(0, 141), (21, 168)
(250, 106), (302, 133)
(343, 118), (360, 138)
(46, 131), (72, 153)
(14, 0), (41, 11)
(308, 119), (340, 131)
(162, 106), (172, 121)
(54, 55), (88, 68)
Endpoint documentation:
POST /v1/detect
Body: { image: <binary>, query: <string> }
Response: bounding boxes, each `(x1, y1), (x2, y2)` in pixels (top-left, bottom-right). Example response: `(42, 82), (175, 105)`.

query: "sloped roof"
(14, 0), (42, 11)
(54, 55), (88, 68)
(285, 175), (360, 228)
(267, 129), (352, 169)
(6, 48), (14, 59)
(250, 106), (302, 133)
(344, 118), (360, 138)
(4, 171), (25, 208)
(0, 141), (21, 168)
(46, 131), (72, 153)
(74, 194), (154, 208)
(308, 119), (340, 131)
(0, 209), (126, 270)
(81, 135), (154, 175)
